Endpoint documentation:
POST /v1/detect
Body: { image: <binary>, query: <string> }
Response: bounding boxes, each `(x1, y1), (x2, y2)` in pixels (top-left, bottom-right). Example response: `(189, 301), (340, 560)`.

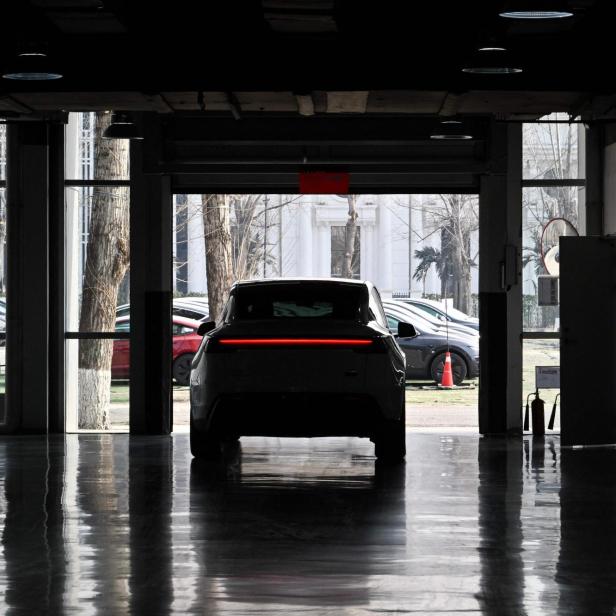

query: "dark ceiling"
(1, 0), (615, 118)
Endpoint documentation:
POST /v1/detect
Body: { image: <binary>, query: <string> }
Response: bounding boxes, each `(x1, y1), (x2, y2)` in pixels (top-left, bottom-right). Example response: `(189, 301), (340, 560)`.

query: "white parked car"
(190, 278), (414, 462)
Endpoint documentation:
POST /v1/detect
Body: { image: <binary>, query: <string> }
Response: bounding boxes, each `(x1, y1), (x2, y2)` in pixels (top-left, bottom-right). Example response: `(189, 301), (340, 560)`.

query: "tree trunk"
(78, 111), (130, 429)
(342, 195), (358, 278)
(202, 194), (234, 321)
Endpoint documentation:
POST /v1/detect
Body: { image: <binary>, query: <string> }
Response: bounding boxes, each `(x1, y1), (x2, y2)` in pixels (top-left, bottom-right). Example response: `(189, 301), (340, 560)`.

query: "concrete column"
(48, 122), (66, 433)
(5, 123), (50, 433)
(317, 223), (330, 277)
(602, 125), (616, 236)
(130, 114), (173, 434)
(377, 197), (393, 295)
(478, 122), (523, 435)
(298, 203), (313, 276)
(187, 200), (207, 293)
(363, 223), (374, 282)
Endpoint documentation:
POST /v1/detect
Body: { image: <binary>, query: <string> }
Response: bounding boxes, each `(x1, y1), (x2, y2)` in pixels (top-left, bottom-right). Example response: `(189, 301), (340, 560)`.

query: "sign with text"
(535, 366), (560, 389)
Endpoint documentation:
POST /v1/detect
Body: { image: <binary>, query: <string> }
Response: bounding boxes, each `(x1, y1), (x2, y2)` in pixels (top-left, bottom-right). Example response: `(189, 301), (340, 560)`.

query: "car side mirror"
(197, 321), (216, 336)
(397, 322), (418, 339)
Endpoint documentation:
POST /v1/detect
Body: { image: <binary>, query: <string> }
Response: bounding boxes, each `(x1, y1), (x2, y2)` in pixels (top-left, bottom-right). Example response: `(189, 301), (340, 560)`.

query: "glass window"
(65, 112), (130, 180)
(64, 112), (131, 433)
(369, 288), (387, 327)
(65, 186), (130, 332)
(523, 113), (585, 180)
(230, 282), (365, 321)
(115, 320), (130, 333)
(331, 226), (360, 279)
(414, 303), (440, 318)
(65, 339), (130, 431)
(172, 323), (196, 335)
(387, 315), (400, 332)
(522, 186), (584, 332)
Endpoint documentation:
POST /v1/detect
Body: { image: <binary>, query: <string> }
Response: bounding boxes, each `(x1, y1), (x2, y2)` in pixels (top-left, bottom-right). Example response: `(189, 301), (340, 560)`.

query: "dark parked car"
(401, 298), (480, 332)
(385, 311), (479, 384)
(190, 278), (415, 462)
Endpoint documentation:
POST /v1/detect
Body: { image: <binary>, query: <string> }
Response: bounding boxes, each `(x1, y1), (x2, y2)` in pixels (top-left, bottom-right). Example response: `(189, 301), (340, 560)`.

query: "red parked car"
(112, 315), (203, 385)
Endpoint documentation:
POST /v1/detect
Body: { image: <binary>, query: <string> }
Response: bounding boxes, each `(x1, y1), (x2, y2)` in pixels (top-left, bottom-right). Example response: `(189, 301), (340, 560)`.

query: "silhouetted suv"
(190, 278), (415, 462)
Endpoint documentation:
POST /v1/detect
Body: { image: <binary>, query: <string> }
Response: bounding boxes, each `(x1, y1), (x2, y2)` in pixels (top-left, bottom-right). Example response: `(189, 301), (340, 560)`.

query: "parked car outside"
(383, 299), (478, 339)
(112, 315), (202, 385)
(115, 299), (210, 322)
(172, 298), (210, 321)
(401, 298), (479, 331)
(190, 278), (414, 462)
(384, 309), (479, 385)
(383, 302), (478, 346)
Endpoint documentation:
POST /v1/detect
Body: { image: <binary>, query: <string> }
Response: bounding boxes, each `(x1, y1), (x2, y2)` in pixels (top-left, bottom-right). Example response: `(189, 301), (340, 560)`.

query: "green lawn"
(111, 380), (129, 404)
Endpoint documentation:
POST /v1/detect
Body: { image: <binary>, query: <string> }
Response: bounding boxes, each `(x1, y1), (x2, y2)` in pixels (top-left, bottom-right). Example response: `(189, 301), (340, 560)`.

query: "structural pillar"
(377, 197), (393, 294)
(478, 122), (523, 435)
(130, 116), (173, 434)
(5, 123), (51, 433)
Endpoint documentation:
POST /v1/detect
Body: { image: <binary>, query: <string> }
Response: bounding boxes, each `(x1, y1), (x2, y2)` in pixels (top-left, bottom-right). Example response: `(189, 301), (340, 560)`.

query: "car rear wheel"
(173, 353), (194, 386)
(430, 351), (467, 385)
(190, 414), (222, 460)
(374, 407), (406, 463)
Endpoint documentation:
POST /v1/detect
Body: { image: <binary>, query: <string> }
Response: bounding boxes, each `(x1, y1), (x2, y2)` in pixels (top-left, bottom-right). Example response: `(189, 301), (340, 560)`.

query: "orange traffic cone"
(440, 351), (455, 388)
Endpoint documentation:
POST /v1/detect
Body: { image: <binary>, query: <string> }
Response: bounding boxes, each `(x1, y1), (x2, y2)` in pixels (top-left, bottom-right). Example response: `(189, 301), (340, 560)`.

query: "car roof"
(115, 315), (201, 328)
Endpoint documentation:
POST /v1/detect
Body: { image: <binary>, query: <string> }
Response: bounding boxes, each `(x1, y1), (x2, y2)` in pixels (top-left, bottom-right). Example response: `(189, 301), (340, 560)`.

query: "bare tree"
(342, 195), (359, 278)
(202, 194), (233, 321)
(78, 111), (130, 429)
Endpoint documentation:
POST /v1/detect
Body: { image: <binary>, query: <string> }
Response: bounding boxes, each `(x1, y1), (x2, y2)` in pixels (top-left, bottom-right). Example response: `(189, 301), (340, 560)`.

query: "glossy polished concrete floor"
(0, 432), (615, 615)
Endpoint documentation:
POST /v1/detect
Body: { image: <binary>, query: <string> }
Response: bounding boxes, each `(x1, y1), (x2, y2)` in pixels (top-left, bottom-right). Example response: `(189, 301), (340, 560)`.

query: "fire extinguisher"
(524, 390), (545, 436)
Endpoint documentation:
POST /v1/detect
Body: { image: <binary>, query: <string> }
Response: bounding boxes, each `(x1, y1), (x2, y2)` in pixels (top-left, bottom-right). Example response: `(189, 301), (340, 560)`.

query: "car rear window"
(230, 284), (365, 321)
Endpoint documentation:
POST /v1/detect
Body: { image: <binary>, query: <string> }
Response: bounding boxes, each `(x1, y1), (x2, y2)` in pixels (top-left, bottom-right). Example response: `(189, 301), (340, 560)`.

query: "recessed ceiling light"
(461, 48), (522, 74)
(478, 46), (507, 52)
(500, 10), (573, 18)
(462, 66), (522, 74)
(431, 134), (474, 140)
(2, 51), (63, 81)
(430, 120), (473, 140)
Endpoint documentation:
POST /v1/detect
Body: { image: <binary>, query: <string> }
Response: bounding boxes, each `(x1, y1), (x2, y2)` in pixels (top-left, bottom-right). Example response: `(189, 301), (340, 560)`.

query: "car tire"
(374, 406), (406, 463)
(173, 353), (194, 386)
(190, 413), (222, 460)
(430, 351), (467, 385)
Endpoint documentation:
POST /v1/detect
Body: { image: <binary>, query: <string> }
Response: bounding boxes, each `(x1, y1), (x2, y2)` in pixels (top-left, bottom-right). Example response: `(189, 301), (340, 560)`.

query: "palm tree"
(413, 246), (443, 296)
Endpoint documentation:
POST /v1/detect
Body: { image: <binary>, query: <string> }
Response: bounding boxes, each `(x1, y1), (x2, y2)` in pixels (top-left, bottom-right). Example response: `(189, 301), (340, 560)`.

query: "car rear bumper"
(193, 392), (386, 438)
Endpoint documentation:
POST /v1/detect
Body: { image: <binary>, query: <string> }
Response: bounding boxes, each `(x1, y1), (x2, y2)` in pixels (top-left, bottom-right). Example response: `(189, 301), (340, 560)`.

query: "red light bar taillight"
(218, 338), (373, 348)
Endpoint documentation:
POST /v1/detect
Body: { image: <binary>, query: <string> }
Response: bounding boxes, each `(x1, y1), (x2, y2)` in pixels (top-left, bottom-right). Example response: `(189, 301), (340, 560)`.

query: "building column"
(130, 115), (173, 434)
(298, 203), (313, 276)
(4, 123), (51, 433)
(317, 222), (330, 277)
(362, 222), (375, 282)
(478, 122), (523, 435)
(601, 124), (616, 236)
(377, 197), (393, 295)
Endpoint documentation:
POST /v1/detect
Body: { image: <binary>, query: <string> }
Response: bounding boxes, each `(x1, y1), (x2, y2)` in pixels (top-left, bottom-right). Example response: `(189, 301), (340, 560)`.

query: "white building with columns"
(174, 193), (479, 300)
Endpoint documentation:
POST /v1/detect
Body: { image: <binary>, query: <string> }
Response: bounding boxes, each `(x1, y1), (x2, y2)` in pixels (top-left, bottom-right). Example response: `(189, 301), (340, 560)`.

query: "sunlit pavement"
(109, 390), (560, 433)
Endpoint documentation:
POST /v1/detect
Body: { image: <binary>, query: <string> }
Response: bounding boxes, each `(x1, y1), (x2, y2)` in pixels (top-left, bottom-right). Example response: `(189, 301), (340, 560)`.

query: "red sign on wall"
(298, 171), (350, 194)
